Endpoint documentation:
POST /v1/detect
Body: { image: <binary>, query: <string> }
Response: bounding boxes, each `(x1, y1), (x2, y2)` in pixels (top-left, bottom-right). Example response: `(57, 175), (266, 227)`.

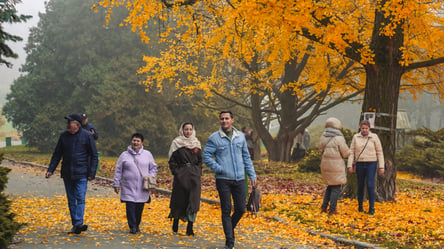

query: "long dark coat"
(168, 147), (202, 221)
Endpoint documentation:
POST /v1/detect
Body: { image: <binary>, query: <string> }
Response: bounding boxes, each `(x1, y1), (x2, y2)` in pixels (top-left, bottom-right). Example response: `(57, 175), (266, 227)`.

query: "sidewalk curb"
(4, 158), (380, 248)
(270, 216), (381, 249)
(3, 158), (220, 205)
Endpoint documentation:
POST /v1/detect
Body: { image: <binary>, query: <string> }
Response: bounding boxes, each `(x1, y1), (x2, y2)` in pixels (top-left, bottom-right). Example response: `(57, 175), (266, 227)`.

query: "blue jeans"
(321, 185), (341, 212)
(216, 179), (246, 248)
(63, 178), (88, 227)
(356, 162), (377, 210)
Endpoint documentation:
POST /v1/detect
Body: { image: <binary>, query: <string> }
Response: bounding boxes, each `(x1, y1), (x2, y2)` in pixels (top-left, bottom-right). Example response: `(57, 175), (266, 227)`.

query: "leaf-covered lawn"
(11, 194), (339, 248)
(10, 171), (444, 248)
(11, 184), (443, 248)
(263, 189), (443, 248)
(3, 148), (444, 248)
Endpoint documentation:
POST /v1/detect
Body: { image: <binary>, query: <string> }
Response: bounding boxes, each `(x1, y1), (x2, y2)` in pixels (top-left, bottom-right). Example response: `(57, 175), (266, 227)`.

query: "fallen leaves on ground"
(6, 160), (444, 248)
(260, 187), (444, 248)
(11, 183), (444, 248)
(10, 195), (339, 248)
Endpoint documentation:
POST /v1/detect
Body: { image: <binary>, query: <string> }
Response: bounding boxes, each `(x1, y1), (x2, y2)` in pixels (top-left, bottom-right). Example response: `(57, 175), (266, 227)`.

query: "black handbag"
(247, 186), (261, 217)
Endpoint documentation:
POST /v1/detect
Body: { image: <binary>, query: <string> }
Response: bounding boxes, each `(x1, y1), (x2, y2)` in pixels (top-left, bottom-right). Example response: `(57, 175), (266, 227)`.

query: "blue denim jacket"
(203, 128), (256, 181)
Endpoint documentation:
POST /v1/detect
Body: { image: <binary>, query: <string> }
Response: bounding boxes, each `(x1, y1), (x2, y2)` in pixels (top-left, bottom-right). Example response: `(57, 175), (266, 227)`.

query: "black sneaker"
(74, 224), (88, 234)
(68, 226), (76, 234)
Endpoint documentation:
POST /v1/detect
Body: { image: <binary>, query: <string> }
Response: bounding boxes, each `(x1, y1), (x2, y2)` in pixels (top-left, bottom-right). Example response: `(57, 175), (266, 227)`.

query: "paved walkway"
(2, 160), (312, 249)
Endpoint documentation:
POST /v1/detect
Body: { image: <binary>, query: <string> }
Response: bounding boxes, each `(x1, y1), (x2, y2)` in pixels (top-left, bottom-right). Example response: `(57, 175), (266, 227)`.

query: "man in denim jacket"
(203, 111), (257, 249)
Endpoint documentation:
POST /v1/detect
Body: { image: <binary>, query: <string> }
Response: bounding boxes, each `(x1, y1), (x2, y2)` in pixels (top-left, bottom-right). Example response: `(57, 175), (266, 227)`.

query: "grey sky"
(0, 0), (46, 106)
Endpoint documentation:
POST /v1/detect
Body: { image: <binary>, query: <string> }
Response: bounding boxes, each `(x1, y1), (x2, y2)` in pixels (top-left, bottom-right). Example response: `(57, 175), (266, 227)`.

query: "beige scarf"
(168, 123), (201, 159)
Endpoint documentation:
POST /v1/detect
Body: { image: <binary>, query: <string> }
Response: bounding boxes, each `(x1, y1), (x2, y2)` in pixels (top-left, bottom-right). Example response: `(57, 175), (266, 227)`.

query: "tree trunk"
(250, 92), (302, 162)
(364, 66), (399, 202)
(249, 57), (308, 162)
(253, 132), (262, 160)
(343, 2), (405, 202)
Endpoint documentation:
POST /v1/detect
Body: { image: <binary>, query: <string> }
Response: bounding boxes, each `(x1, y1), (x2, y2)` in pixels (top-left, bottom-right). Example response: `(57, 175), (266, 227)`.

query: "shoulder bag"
(352, 137), (370, 173)
(321, 137), (335, 155)
(132, 154), (157, 191)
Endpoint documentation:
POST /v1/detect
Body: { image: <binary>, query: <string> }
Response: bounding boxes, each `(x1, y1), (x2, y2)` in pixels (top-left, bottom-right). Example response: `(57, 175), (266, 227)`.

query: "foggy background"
(1, 0), (443, 137)
(0, 0), (46, 106)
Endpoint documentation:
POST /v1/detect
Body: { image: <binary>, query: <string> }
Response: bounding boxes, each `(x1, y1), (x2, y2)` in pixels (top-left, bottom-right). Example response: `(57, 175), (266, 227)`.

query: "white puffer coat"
(318, 118), (350, 185)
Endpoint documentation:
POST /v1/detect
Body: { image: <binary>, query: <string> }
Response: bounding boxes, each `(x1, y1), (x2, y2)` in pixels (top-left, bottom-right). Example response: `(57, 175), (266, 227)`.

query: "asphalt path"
(2, 159), (311, 249)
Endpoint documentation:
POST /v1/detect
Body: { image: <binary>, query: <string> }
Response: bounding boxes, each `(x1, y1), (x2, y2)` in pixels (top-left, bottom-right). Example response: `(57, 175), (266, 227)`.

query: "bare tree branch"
(404, 57), (444, 72)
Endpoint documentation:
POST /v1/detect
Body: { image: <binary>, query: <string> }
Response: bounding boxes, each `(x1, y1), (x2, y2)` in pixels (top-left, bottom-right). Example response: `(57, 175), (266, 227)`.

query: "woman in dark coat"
(168, 122), (202, 236)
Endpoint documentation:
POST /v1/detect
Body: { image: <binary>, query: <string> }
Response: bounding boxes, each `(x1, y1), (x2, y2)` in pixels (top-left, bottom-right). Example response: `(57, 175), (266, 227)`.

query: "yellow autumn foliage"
(4, 156), (444, 248)
(11, 183), (444, 248)
(11, 194), (340, 248)
(93, 0), (443, 102)
(5, 159), (444, 247)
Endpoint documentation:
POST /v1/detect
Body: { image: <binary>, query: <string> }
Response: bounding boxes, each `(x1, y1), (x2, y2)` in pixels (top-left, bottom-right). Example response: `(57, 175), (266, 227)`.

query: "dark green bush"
(396, 128), (444, 178)
(0, 153), (23, 249)
(298, 148), (321, 173)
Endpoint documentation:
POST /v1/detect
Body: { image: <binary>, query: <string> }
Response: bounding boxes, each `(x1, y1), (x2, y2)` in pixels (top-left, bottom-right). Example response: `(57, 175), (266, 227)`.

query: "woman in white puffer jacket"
(318, 117), (350, 215)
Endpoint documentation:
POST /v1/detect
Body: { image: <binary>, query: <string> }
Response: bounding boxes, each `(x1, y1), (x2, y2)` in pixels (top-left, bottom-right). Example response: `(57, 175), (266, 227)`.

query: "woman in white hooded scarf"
(168, 122), (202, 236)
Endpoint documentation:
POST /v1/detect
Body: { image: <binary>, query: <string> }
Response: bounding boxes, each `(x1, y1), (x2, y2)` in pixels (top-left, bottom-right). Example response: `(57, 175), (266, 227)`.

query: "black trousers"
(126, 202), (145, 230)
(216, 179), (246, 248)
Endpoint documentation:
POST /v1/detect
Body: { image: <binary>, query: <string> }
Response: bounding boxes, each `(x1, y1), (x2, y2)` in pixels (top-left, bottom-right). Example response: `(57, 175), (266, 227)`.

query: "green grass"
(397, 178), (444, 199)
(0, 145), (49, 165)
(1, 145), (323, 183)
(4, 145), (441, 194)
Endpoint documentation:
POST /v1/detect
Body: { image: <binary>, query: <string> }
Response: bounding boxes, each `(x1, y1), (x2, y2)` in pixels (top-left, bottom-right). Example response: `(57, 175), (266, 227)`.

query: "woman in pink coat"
(113, 133), (158, 234)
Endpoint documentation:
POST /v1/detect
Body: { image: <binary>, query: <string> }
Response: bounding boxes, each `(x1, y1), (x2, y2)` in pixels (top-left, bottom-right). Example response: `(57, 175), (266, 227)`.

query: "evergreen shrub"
(396, 128), (444, 178)
(298, 148), (321, 173)
(0, 153), (23, 249)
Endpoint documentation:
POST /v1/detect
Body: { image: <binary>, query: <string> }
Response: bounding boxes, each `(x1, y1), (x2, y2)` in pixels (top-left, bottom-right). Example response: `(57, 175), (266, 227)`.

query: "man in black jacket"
(81, 113), (98, 140)
(45, 113), (98, 234)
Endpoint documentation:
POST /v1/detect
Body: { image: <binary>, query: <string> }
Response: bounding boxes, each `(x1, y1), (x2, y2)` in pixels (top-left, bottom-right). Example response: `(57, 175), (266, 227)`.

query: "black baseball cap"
(64, 114), (83, 124)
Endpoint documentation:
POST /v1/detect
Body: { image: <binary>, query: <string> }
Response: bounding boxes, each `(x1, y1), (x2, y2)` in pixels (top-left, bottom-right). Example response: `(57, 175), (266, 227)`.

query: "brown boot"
(321, 207), (328, 213)
(328, 210), (338, 215)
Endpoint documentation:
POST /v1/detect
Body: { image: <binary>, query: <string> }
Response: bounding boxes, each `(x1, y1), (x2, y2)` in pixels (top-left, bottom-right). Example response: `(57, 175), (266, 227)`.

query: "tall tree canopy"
(3, 0), (215, 155)
(97, 0), (366, 162)
(98, 0), (444, 200)
(0, 0), (31, 67)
